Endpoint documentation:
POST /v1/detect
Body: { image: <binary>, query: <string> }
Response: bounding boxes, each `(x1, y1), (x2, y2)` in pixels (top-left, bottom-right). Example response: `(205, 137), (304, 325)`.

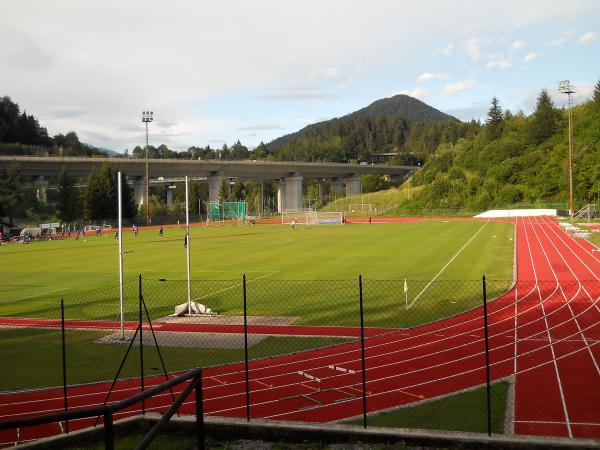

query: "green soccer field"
(0, 220), (514, 324)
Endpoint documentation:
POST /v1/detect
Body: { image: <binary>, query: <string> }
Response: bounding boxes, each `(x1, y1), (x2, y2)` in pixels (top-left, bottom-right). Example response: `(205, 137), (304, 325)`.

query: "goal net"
(281, 210), (343, 225)
(349, 203), (373, 213)
(208, 201), (247, 222)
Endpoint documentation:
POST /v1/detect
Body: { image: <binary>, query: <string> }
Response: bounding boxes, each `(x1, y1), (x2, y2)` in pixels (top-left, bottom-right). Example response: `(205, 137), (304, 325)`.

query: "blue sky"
(1, 0), (598, 152)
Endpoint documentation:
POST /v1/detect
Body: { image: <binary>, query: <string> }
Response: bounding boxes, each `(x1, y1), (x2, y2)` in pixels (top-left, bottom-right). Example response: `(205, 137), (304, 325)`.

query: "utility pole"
(142, 111), (153, 225)
(558, 81), (575, 219)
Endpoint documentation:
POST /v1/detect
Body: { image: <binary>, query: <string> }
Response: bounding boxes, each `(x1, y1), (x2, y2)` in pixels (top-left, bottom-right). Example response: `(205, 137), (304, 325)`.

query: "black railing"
(0, 367), (204, 450)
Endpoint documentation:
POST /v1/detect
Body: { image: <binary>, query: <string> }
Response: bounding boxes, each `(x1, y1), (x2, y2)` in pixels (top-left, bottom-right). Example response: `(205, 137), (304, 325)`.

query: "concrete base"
(474, 209), (568, 218)
(20, 414), (599, 449)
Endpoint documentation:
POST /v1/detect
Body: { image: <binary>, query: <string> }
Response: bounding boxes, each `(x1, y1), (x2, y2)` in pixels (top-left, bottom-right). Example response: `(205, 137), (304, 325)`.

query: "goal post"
(281, 210), (343, 225)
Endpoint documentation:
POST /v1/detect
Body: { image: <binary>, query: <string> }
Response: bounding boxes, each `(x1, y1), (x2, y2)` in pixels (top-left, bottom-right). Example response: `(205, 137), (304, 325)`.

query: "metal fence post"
(104, 410), (114, 450)
(139, 274), (145, 415)
(483, 275), (492, 436)
(60, 299), (69, 434)
(195, 369), (205, 450)
(359, 275), (368, 429)
(243, 274), (250, 421)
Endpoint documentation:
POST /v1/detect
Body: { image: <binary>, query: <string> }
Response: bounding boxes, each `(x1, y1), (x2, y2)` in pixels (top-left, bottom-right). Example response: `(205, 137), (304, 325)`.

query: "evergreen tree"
(84, 164), (117, 219)
(218, 178), (230, 203)
(56, 168), (80, 223)
(0, 162), (22, 221)
(593, 79), (600, 110)
(528, 89), (561, 144)
(120, 174), (137, 218)
(485, 97), (504, 141)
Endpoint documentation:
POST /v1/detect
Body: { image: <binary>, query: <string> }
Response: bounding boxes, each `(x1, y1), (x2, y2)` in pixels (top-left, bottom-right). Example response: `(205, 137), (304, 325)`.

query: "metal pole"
(118, 172), (124, 340)
(185, 176), (192, 313)
(195, 370), (205, 450)
(483, 275), (492, 437)
(139, 274), (145, 415)
(104, 410), (114, 450)
(243, 274), (251, 421)
(567, 93), (574, 218)
(145, 121), (150, 225)
(359, 275), (368, 429)
(60, 299), (69, 434)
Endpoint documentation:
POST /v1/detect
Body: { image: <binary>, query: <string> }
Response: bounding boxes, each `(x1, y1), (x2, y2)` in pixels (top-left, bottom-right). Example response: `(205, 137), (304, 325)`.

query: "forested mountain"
(265, 94), (463, 163)
(397, 83), (600, 213)
(0, 96), (108, 157)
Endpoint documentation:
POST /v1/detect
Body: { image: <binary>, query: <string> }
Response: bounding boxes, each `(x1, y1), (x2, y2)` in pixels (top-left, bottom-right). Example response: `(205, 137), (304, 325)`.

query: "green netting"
(209, 201), (246, 221)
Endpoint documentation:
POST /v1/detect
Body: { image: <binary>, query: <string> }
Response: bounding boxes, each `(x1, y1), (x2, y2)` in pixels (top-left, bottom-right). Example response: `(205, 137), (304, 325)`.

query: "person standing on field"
(159, 226), (164, 238)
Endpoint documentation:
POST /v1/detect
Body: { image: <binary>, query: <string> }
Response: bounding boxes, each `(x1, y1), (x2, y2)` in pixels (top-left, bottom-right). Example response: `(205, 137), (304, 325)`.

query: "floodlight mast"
(558, 81), (575, 218)
(142, 111), (154, 225)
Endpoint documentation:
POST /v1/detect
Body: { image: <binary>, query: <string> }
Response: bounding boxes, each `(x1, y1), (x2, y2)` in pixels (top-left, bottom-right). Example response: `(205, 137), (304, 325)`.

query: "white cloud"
(440, 43), (454, 55)
(511, 40), (524, 51)
(578, 31), (598, 45)
(236, 123), (282, 131)
(260, 87), (339, 100)
(442, 77), (476, 96)
(390, 88), (427, 100)
(308, 66), (341, 79)
(486, 58), (512, 70)
(548, 30), (572, 46)
(417, 72), (448, 83)
(524, 52), (539, 62)
(463, 38), (481, 61)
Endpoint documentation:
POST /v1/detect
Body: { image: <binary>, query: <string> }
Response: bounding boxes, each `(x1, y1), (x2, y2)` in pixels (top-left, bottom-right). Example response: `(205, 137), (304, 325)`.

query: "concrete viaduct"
(0, 156), (417, 212)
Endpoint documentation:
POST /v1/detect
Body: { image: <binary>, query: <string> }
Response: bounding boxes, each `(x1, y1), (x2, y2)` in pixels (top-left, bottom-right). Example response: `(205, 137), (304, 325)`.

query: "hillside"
(334, 87), (600, 215)
(265, 95), (463, 163)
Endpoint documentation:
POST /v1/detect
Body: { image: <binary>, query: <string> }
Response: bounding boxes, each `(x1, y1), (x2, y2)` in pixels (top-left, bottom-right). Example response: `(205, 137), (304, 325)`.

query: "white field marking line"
(202, 287), (600, 410)
(541, 216), (600, 298)
(201, 269), (541, 387)
(514, 216), (519, 375)
(515, 420), (600, 426)
(527, 216), (572, 438)
(192, 271), (280, 301)
(4, 277), (586, 414)
(14, 288), (68, 301)
(200, 276), (565, 396)
(406, 221), (489, 309)
(541, 216), (600, 280)
(536, 217), (600, 376)
(255, 337), (600, 421)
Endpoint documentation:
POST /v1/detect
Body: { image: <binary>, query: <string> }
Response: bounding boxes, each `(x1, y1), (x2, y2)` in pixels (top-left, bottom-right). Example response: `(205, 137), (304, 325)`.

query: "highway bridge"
(0, 156), (417, 212)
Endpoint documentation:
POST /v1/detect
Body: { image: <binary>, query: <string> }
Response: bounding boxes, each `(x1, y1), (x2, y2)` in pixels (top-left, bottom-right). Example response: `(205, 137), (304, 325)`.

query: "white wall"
(474, 209), (562, 218)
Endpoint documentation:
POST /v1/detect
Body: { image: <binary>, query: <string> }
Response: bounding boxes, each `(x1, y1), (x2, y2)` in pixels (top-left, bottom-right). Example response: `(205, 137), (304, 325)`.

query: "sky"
(1, 0), (599, 152)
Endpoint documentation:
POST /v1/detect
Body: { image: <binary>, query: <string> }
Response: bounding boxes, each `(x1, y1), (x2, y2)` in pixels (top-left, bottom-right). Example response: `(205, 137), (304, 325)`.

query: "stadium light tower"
(558, 81), (575, 218)
(142, 111), (154, 225)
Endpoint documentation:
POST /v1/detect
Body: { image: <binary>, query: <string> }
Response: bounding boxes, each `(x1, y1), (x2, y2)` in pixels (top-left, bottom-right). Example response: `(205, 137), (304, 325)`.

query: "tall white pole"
(185, 176), (192, 313)
(118, 171), (124, 339)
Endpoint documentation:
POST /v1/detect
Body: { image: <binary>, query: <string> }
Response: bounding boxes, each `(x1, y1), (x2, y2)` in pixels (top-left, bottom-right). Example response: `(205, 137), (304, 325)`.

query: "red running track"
(1, 216), (599, 447)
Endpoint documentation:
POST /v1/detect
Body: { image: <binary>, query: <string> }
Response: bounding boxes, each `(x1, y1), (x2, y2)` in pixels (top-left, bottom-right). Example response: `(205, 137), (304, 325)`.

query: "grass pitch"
(0, 220), (514, 324)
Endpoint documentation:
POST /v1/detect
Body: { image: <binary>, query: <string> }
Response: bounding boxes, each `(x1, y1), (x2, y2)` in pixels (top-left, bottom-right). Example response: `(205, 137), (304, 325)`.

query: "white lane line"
(193, 271), (280, 301)
(407, 221), (489, 309)
(536, 217), (600, 376)
(14, 288), (69, 301)
(527, 216), (572, 438)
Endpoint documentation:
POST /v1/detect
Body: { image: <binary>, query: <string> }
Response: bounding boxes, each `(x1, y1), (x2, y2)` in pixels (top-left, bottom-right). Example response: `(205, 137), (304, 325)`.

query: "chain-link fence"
(1, 277), (599, 445)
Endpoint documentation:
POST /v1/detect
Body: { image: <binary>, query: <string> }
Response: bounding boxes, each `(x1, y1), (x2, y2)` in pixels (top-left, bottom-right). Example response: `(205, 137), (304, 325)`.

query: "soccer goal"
(349, 203), (373, 213)
(281, 210), (343, 225)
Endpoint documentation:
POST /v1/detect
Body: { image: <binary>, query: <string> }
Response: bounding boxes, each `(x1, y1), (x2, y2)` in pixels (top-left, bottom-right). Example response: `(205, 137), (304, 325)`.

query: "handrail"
(0, 367), (204, 450)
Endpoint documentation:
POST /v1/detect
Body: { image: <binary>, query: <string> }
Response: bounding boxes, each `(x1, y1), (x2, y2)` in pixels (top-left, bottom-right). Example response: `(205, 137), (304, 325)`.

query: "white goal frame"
(281, 210), (343, 225)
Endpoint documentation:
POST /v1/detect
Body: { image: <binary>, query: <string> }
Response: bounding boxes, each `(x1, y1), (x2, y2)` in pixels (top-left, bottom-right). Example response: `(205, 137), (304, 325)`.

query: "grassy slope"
(350, 382), (509, 434)
(0, 221), (514, 323)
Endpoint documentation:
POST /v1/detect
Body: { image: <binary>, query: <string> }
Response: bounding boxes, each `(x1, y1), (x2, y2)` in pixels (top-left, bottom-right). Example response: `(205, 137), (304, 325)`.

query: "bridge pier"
(35, 176), (47, 203)
(208, 172), (224, 203)
(133, 177), (145, 209)
(318, 180), (327, 199)
(345, 174), (361, 197)
(330, 178), (344, 194)
(166, 187), (174, 208)
(277, 174), (303, 212)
